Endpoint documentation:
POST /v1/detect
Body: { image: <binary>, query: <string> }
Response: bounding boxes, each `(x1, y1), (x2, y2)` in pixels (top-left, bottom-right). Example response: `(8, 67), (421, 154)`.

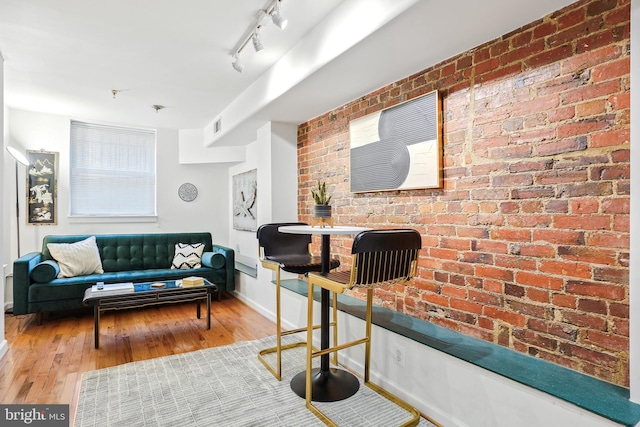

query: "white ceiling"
(0, 0), (576, 134)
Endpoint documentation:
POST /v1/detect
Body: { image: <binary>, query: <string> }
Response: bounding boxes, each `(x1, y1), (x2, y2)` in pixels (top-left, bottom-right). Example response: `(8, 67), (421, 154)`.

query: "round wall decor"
(178, 183), (198, 202)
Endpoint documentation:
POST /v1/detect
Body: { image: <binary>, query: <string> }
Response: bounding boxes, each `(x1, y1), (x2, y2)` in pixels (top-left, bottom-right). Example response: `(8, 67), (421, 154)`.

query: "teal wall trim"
(235, 261), (257, 278)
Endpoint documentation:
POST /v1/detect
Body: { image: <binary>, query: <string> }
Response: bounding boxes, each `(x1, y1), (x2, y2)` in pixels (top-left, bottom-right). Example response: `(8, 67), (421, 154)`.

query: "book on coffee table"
(181, 276), (204, 287)
(91, 282), (134, 295)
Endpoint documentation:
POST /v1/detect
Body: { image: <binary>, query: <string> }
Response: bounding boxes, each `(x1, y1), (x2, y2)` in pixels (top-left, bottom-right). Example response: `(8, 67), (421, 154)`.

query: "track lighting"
(252, 28), (264, 52)
(232, 54), (244, 73)
(270, 1), (287, 30)
(230, 0), (287, 73)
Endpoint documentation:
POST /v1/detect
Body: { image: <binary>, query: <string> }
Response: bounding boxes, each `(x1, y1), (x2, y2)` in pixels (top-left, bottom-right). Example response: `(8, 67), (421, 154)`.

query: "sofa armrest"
(12, 252), (42, 315)
(212, 244), (235, 292)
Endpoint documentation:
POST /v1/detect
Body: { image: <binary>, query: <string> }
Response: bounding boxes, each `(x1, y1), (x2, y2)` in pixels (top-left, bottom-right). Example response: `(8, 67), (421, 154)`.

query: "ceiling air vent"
(213, 118), (222, 135)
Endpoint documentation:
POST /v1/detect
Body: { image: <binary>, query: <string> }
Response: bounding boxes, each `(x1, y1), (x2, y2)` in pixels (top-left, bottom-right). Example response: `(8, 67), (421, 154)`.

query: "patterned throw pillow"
(47, 236), (104, 278)
(171, 243), (205, 269)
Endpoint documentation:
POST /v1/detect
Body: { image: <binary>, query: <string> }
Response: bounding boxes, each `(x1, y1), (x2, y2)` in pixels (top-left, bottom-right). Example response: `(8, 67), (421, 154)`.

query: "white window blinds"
(70, 120), (156, 217)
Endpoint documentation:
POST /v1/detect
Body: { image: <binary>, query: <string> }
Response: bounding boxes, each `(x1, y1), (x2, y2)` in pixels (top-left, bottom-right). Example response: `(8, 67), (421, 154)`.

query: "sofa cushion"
(171, 243), (205, 269)
(47, 236), (104, 278)
(30, 260), (60, 283)
(202, 252), (226, 269)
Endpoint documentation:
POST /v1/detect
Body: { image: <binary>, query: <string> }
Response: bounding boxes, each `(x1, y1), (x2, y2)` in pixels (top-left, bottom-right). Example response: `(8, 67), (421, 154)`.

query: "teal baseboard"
(280, 279), (640, 427)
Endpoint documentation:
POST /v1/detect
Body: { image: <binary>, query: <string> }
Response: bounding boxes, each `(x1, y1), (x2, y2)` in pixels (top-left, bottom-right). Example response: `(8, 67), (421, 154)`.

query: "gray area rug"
(75, 335), (436, 426)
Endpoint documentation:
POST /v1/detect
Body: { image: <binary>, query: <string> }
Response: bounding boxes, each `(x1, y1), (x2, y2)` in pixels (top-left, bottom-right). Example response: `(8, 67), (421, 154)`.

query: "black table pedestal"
(290, 367), (359, 401)
(291, 233), (360, 402)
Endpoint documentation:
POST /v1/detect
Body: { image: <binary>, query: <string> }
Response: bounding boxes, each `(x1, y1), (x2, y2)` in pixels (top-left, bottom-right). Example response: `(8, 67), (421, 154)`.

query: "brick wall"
(297, 0), (631, 386)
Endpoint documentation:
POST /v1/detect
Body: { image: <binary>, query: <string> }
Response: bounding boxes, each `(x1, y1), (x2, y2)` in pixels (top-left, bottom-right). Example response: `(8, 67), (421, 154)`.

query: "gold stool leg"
(303, 285), (421, 427)
(306, 278), (314, 409)
(365, 289), (372, 382)
(258, 268), (308, 380)
(258, 270), (328, 381)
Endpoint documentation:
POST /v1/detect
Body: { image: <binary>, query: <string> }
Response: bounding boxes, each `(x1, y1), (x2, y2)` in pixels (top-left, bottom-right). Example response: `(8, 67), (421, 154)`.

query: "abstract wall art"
(232, 169), (257, 231)
(349, 90), (442, 193)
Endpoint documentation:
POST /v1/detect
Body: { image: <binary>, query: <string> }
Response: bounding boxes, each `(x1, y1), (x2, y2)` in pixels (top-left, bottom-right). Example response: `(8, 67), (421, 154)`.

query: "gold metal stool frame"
(257, 258), (339, 380)
(304, 229), (422, 427)
(257, 222), (340, 381)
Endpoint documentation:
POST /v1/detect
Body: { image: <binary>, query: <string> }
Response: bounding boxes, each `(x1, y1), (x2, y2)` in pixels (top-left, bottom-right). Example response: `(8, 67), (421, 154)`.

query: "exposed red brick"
(539, 259), (592, 279)
(610, 302), (629, 318)
(587, 330), (629, 352)
(553, 215), (611, 230)
(526, 44), (574, 68)
(297, 0), (630, 386)
(558, 7), (587, 30)
(557, 245), (617, 265)
(577, 298), (608, 314)
(593, 266), (629, 285)
(566, 280), (626, 300)
(591, 128), (630, 148)
(601, 197), (629, 214)
(515, 271), (564, 290)
(518, 244), (557, 259)
(561, 311), (608, 331)
(562, 80), (621, 104)
(527, 288), (551, 303)
(552, 293), (577, 308)
(547, 322), (578, 342)
(592, 58), (630, 82)
(586, 0), (617, 16)
(450, 298), (483, 314)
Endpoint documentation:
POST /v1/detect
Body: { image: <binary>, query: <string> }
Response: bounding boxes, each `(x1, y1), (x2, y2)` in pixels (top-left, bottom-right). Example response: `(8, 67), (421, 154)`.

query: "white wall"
(230, 120), (302, 322)
(0, 51), (8, 360)
(2, 108), (231, 307)
(630, 0), (639, 404)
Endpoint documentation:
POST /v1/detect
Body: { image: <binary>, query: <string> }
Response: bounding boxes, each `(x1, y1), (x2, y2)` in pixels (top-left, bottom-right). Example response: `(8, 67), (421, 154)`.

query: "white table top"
(279, 225), (372, 235)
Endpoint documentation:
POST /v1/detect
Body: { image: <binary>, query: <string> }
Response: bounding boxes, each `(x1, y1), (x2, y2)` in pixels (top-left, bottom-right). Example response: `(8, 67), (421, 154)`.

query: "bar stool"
(257, 222), (340, 380)
(304, 228), (422, 426)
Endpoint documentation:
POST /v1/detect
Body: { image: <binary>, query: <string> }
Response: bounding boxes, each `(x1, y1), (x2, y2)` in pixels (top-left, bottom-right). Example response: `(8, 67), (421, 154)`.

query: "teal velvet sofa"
(12, 232), (235, 316)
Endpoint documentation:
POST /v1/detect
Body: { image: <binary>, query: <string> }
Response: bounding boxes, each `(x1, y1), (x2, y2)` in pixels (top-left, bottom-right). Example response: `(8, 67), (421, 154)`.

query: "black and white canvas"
(27, 150), (58, 225)
(232, 169), (257, 231)
(349, 90), (442, 192)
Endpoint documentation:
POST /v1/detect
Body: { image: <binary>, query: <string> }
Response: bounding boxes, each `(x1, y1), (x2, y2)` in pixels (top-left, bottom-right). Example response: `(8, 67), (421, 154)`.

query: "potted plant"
(311, 180), (332, 219)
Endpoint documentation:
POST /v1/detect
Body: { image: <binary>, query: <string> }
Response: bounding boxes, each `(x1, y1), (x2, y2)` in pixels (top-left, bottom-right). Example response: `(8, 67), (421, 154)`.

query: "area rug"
(75, 335), (436, 426)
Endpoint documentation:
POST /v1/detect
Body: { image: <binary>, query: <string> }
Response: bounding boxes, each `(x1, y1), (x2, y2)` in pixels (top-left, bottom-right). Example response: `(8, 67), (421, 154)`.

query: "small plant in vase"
(311, 180), (333, 227)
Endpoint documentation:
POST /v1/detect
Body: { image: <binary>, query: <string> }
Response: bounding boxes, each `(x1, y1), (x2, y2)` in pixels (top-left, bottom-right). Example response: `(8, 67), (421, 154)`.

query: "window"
(70, 120), (156, 217)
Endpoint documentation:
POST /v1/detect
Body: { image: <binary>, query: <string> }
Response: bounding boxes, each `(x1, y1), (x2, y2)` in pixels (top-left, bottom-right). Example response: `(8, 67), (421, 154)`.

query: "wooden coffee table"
(82, 279), (217, 348)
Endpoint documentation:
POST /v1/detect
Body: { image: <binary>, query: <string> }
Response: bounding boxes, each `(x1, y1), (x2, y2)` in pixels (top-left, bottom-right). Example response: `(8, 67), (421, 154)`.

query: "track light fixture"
(232, 54), (244, 73)
(252, 27), (264, 53)
(270, 1), (287, 30)
(230, 0), (287, 73)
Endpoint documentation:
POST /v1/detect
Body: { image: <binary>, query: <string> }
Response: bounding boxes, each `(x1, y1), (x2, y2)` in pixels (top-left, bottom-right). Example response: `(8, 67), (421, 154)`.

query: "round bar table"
(279, 224), (372, 402)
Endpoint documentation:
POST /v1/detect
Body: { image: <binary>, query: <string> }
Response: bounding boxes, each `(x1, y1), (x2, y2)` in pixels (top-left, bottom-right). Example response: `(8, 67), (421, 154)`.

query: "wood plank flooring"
(0, 294), (275, 420)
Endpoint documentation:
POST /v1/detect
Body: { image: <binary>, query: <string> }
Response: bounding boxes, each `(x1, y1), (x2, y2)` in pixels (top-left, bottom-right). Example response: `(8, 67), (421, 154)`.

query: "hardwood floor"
(0, 294), (275, 418)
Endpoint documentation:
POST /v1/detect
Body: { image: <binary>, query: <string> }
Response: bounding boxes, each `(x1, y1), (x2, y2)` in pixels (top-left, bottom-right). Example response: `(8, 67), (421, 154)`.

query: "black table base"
(280, 228), (368, 403)
(291, 367), (360, 402)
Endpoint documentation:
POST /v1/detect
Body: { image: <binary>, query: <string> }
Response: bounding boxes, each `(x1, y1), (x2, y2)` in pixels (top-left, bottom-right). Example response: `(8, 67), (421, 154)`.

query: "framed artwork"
(26, 150), (58, 225)
(349, 90), (442, 193)
(232, 169), (257, 231)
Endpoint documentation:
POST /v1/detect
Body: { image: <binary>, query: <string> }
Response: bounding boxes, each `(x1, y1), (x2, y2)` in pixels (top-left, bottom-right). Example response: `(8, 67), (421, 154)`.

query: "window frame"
(69, 120), (158, 220)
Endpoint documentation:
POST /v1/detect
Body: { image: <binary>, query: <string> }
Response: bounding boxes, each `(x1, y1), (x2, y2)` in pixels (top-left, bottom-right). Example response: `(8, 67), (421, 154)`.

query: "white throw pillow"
(47, 236), (104, 278)
(171, 243), (205, 269)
